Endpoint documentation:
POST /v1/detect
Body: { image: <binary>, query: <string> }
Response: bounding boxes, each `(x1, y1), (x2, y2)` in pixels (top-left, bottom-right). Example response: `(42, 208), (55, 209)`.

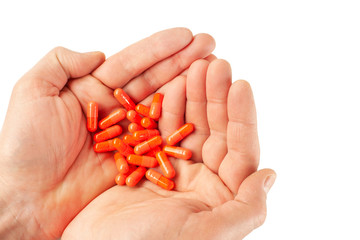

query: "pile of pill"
(86, 88), (194, 191)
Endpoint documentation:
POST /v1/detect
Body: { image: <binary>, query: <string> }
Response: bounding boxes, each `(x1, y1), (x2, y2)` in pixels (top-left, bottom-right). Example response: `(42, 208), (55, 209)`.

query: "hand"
(62, 59), (276, 239)
(0, 28), (215, 239)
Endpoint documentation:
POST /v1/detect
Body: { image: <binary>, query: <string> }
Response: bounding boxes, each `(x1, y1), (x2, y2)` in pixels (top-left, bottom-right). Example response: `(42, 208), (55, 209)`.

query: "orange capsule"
(141, 117), (158, 129)
(113, 138), (134, 157)
(163, 145), (192, 160)
(126, 166), (147, 187)
(146, 169), (174, 190)
(87, 101), (98, 132)
(133, 129), (160, 141)
(94, 125), (122, 143)
(114, 88), (136, 111)
(128, 122), (144, 133)
(123, 134), (142, 147)
(134, 136), (162, 155)
(114, 152), (129, 174)
(155, 151), (176, 179)
(149, 93), (164, 119)
(135, 104), (150, 117)
(93, 139), (116, 153)
(127, 154), (158, 168)
(126, 110), (142, 124)
(115, 164), (137, 185)
(99, 109), (127, 130)
(145, 146), (161, 157)
(166, 123), (194, 145)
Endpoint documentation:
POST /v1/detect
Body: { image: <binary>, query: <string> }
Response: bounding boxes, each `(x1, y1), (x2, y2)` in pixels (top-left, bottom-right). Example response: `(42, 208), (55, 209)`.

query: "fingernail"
(264, 174), (276, 194)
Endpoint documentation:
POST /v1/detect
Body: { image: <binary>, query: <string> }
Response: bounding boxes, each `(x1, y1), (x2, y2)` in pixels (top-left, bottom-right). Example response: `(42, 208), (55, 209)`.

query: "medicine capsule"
(166, 123), (194, 145)
(149, 93), (163, 119)
(93, 139), (116, 153)
(141, 117), (158, 129)
(126, 166), (147, 187)
(146, 169), (174, 190)
(115, 164), (137, 185)
(94, 125), (122, 143)
(128, 122), (144, 133)
(133, 129), (160, 141)
(163, 145), (192, 160)
(99, 108), (127, 130)
(123, 134), (142, 147)
(134, 136), (162, 155)
(114, 152), (129, 174)
(155, 151), (176, 179)
(113, 138), (134, 157)
(145, 146), (161, 157)
(135, 104), (150, 117)
(126, 110), (142, 124)
(114, 88), (136, 111)
(127, 154), (158, 168)
(87, 101), (98, 132)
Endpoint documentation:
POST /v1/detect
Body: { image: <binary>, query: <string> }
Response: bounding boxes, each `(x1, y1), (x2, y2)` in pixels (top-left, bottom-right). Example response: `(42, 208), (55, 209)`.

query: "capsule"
(133, 129), (160, 141)
(123, 134), (142, 146)
(134, 135), (162, 155)
(135, 104), (150, 117)
(87, 101), (98, 132)
(149, 93), (163, 119)
(145, 146), (161, 157)
(126, 166), (147, 187)
(141, 117), (158, 129)
(114, 88), (136, 111)
(163, 145), (192, 160)
(93, 139), (116, 153)
(94, 125), (122, 143)
(128, 122), (144, 133)
(155, 151), (175, 178)
(114, 152), (129, 174)
(126, 110), (142, 124)
(99, 109), (127, 130)
(127, 154), (158, 168)
(166, 123), (194, 145)
(146, 169), (174, 190)
(113, 138), (134, 157)
(115, 164), (137, 185)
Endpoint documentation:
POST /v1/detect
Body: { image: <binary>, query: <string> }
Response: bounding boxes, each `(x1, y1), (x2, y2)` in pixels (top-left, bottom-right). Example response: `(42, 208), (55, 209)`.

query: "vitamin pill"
(93, 139), (116, 153)
(94, 125), (122, 143)
(149, 93), (163, 119)
(126, 166), (147, 187)
(135, 104), (150, 117)
(146, 169), (174, 190)
(114, 152), (129, 174)
(141, 117), (158, 129)
(145, 146), (161, 157)
(114, 88), (136, 111)
(115, 164), (137, 185)
(133, 129), (160, 141)
(126, 110), (142, 124)
(123, 134), (142, 147)
(128, 122), (144, 133)
(87, 101), (98, 132)
(155, 151), (175, 179)
(127, 154), (158, 168)
(166, 123), (194, 145)
(163, 145), (192, 160)
(113, 138), (134, 157)
(99, 109), (127, 130)
(134, 136), (162, 155)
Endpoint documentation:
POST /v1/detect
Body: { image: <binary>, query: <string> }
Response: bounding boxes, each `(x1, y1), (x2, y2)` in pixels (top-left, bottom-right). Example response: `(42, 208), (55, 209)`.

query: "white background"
(1, 1), (359, 239)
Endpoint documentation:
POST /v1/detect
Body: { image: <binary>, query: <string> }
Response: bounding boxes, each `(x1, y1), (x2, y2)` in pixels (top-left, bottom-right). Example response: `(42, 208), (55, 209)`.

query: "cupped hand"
(0, 28), (215, 239)
(62, 59), (276, 240)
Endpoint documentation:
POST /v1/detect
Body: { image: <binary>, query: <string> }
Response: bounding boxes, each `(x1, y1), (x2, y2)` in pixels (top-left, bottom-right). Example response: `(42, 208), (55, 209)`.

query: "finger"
(122, 33), (216, 103)
(205, 54), (217, 62)
(92, 27), (193, 89)
(181, 59), (210, 162)
(19, 47), (105, 98)
(202, 59), (231, 172)
(218, 80), (260, 193)
(182, 169), (276, 239)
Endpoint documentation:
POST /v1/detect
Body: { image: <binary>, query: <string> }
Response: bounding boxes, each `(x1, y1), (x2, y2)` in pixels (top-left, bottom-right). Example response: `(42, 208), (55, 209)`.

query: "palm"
(63, 59), (262, 240)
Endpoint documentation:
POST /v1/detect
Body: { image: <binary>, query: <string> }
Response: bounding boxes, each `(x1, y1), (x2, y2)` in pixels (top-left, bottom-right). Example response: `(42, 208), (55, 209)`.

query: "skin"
(0, 28), (275, 240)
